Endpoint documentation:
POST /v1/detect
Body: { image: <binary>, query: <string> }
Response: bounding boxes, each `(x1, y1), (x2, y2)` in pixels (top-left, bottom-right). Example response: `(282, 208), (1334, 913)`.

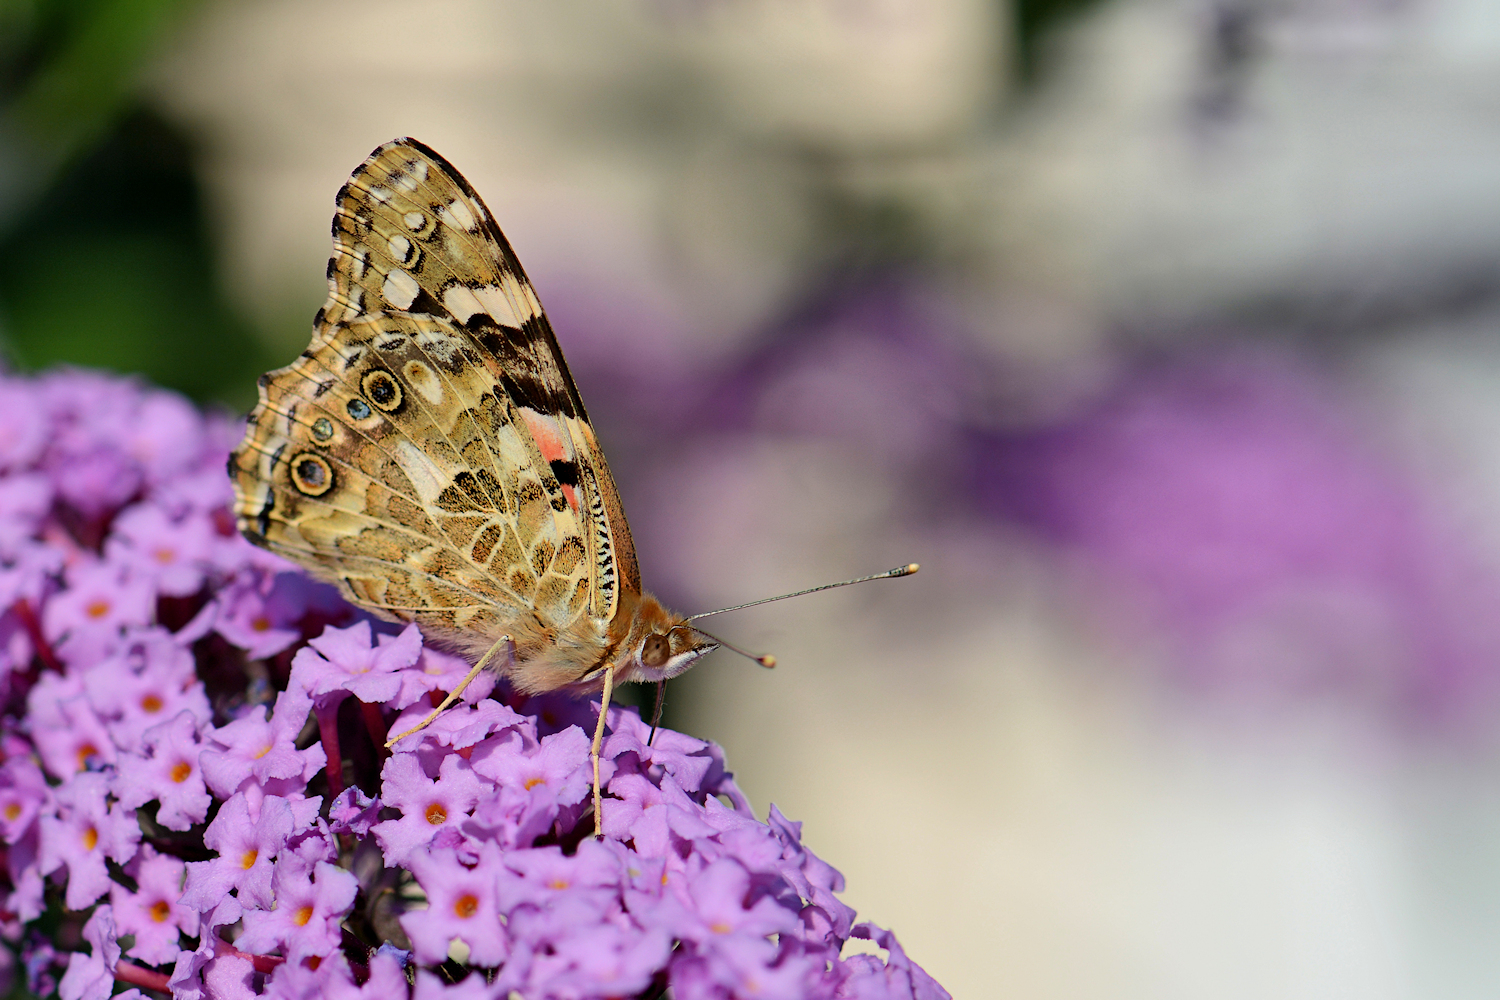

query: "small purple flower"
(373, 751), (489, 867)
(200, 686), (325, 799)
(0, 474), (53, 555)
(167, 898), (248, 1000)
(6, 824), (45, 922)
(468, 725), (591, 848)
(182, 792), (296, 911)
(83, 627), (211, 753)
(390, 645), (497, 711)
(388, 699), (528, 756)
(679, 856), (800, 944)
(261, 951), (356, 1000)
(495, 839), (624, 916)
(515, 918), (671, 1000)
(117, 389), (205, 485)
(194, 946), (255, 1000)
(26, 671), (116, 777)
(105, 501), (216, 597)
(839, 924), (951, 1000)
(111, 845), (199, 965)
(412, 969), (501, 1000)
(290, 620), (420, 706)
(401, 845), (509, 967)
(602, 708), (717, 792)
(57, 904), (119, 1000)
(37, 771), (140, 910)
(41, 560), (155, 665)
(0, 379), (47, 472)
(50, 445), (141, 520)
(212, 572), (333, 660)
(603, 771), (718, 863)
(351, 948), (411, 1000)
(236, 860), (358, 960)
(0, 755), (48, 845)
(327, 786), (380, 838)
(114, 710), (213, 831)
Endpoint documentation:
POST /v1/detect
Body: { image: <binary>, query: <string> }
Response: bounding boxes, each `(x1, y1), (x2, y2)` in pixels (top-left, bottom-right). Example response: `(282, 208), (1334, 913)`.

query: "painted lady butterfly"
(230, 138), (915, 827)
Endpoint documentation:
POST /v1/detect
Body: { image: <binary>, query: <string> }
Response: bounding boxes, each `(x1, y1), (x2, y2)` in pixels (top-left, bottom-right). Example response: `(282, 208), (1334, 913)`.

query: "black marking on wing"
(406, 288), (443, 315)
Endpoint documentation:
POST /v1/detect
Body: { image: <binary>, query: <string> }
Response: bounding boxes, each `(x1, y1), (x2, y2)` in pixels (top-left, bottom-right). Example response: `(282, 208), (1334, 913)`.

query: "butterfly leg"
(591, 664), (616, 839)
(385, 634), (514, 747)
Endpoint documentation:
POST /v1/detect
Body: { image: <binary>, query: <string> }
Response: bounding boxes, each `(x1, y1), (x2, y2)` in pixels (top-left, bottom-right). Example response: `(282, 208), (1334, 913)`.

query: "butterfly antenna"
(686, 563), (919, 622)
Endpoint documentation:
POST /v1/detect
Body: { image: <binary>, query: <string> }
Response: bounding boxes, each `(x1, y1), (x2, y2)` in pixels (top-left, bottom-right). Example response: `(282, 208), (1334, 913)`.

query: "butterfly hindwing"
(231, 310), (596, 639)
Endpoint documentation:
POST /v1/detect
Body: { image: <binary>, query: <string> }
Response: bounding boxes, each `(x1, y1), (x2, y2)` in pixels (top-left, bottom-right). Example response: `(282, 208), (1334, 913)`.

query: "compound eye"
(640, 633), (670, 668)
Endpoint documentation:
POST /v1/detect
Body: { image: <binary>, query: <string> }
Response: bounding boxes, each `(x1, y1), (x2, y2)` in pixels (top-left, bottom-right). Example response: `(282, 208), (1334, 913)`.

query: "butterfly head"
(617, 596), (718, 683)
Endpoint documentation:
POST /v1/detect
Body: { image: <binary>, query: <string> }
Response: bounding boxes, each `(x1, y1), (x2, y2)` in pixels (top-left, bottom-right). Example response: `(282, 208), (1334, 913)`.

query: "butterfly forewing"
(230, 138), (640, 668)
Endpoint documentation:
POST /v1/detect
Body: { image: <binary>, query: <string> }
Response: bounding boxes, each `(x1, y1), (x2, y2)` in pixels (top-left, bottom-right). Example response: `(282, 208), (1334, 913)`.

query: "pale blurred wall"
(145, 0), (1500, 997)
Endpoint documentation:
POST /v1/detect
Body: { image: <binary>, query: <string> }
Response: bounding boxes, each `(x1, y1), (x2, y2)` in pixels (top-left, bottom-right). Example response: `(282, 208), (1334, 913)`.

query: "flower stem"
(315, 699), (345, 800)
(114, 960), (171, 992)
(12, 599), (62, 674)
(359, 700), (388, 759)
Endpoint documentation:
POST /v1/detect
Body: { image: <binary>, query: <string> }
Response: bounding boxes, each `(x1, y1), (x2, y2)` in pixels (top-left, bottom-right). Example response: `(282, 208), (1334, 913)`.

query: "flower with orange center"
(399, 845), (507, 967)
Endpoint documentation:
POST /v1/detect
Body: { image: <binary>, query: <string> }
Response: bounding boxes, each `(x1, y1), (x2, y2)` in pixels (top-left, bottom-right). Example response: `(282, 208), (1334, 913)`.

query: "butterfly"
(228, 137), (728, 826)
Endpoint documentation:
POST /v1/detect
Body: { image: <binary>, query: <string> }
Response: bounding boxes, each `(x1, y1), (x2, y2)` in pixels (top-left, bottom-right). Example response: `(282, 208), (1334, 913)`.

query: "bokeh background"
(5, 0), (1500, 996)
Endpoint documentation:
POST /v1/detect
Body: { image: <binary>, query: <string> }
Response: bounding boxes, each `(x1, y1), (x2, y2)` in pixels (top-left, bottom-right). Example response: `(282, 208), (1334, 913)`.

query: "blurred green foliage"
(0, 109), (273, 407)
(0, 0), (272, 409)
(2, 0), (198, 165)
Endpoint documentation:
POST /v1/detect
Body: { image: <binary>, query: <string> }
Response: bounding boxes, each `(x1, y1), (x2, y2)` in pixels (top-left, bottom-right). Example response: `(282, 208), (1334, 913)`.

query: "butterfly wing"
(230, 138), (639, 661)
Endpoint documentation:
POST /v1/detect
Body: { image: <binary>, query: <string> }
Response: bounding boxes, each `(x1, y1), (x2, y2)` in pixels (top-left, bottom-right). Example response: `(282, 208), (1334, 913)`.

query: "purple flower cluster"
(0, 368), (948, 1000)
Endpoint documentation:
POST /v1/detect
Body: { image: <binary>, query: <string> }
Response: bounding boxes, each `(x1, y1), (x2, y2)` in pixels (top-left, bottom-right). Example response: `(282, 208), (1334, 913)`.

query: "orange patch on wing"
(520, 408), (581, 514)
(520, 409), (569, 465)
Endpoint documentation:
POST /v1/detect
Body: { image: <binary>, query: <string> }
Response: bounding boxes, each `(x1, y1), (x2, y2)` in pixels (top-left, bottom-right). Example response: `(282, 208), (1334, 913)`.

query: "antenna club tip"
(759, 654), (777, 668)
(903, 562), (920, 575)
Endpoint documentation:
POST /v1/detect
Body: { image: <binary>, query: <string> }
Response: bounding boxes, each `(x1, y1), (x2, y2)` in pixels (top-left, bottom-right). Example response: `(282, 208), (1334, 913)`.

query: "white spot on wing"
(392, 440), (447, 503)
(403, 360), (444, 404)
(442, 285), (483, 323)
(383, 269), (420, 309)
(369, 187), (392, 204)
(393, 169), (419, 192)
(474, 285), (526, 327)
(404, 212), (426, 232)
(387, 235), (412, 263)
(350, 246), (369, 280)
(441, 282), (538, 327)
(439, 199), (477, 232)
